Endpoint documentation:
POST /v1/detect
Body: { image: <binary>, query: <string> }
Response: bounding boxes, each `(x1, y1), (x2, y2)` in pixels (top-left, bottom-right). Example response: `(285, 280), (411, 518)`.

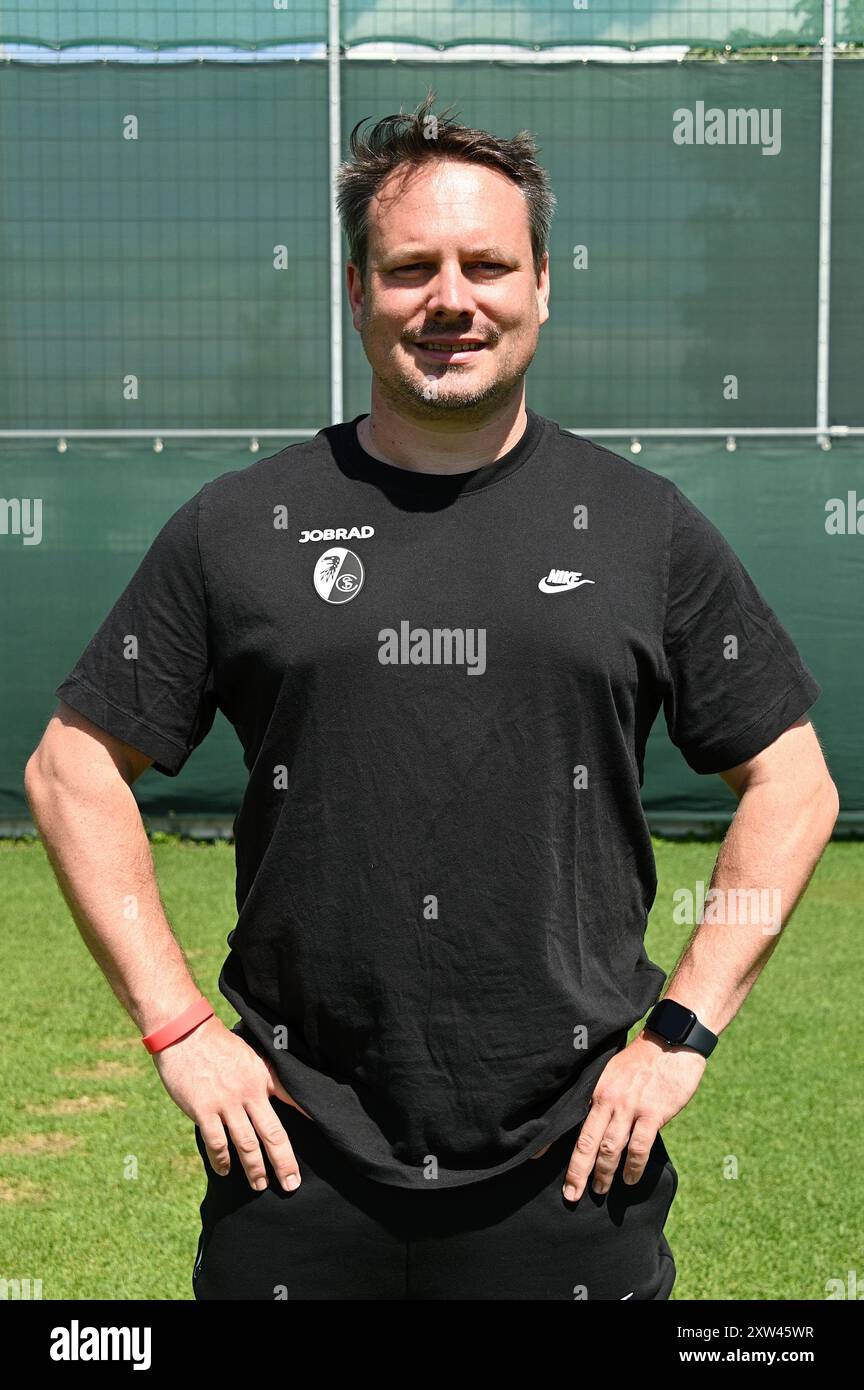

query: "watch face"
(652, 999), (696, 1045)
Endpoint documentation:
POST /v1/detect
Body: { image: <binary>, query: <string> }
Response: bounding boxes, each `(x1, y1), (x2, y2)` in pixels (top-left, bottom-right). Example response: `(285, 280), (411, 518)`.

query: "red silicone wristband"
(141, 996), (215, 1054)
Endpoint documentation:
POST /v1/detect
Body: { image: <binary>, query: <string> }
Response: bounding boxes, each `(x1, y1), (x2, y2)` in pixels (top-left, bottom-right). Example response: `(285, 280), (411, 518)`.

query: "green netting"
(0, 3), (328, 48)
(0, 442), (247, 820)
(2, 61), (853, 431)
(343, 1), (826, 50)
(2, 438), (859, 826)
(0, 1), (845, 50)
(829, 61), (864, 424)
(0, 63), (331, 431)
(343, 61), (823, 427)
(839, 0), (864, 42)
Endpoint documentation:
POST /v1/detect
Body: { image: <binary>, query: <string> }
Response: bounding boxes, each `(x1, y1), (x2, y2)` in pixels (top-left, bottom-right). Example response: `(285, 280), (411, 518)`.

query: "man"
(26, 93), (837, 1301)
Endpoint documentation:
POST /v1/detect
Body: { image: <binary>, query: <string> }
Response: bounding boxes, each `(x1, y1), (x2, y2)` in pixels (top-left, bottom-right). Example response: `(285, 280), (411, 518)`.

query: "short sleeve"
(661, 486), (822, 775)
(54, 489), (217, 776)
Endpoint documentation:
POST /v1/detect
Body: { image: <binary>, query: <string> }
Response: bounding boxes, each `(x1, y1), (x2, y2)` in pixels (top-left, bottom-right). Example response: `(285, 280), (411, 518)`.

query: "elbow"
(23, 744), (50, 815)
(818, 775), (840, 838)
(801, 771), (839, 844)
(24, 735), (66, 816)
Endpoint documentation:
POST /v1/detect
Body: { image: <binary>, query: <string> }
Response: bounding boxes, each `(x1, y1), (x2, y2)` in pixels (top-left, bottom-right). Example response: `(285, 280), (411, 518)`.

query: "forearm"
(24, 752), (203, 1035)
(653, 776), (838, 1037)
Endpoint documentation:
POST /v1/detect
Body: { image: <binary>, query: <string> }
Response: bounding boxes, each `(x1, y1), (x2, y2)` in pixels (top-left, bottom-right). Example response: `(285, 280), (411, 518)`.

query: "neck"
(355, 388), (529, 476)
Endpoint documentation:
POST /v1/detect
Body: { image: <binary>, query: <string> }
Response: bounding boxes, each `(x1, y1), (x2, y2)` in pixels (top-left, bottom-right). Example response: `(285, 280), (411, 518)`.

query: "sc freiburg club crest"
(314, 547), (364, 603)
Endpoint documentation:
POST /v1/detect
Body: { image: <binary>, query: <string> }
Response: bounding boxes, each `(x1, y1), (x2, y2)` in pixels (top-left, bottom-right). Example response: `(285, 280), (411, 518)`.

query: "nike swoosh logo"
(620, 1291), (634, 1300)
(538, 578), (596, 593)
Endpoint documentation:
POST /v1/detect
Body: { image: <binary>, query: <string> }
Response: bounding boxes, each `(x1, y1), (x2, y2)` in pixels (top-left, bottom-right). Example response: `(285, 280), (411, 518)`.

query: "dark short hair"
(336, 88), (556, 285)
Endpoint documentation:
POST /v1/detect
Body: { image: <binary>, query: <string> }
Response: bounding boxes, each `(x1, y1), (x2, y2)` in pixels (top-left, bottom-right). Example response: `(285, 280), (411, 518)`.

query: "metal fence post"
(329, 0), (344, 424)
(816, 0), (835, 449)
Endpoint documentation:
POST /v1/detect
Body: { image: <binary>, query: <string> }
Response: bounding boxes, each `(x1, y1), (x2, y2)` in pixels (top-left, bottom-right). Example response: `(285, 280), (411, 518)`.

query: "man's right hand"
(151, 1014), (313, 1193)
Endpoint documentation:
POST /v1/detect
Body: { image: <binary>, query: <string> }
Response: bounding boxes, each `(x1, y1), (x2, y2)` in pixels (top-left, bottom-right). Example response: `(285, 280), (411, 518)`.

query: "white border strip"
(0, 42), (701, 65)
(342, 43), (691, 63)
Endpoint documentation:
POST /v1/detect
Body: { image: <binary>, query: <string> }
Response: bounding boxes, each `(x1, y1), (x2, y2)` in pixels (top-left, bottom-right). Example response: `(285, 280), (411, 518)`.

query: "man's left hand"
(560, 1031), (707, 1200)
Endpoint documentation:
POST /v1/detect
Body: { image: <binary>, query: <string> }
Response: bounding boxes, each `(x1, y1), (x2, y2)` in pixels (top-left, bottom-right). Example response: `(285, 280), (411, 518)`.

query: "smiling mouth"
(412, 341), (489, 359)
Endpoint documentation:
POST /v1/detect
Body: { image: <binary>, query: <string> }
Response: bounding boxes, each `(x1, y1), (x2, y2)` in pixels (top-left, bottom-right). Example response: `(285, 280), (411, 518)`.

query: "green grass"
(0, 836), (861, 1300)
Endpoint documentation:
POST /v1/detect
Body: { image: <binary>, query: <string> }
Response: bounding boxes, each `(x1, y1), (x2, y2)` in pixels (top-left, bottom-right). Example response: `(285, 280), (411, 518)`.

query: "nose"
(425, 263), (479, 318)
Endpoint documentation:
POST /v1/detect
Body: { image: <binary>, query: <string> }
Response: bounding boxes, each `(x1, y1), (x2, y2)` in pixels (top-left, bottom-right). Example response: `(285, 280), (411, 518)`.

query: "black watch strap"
(677, 1016), (718, 1057)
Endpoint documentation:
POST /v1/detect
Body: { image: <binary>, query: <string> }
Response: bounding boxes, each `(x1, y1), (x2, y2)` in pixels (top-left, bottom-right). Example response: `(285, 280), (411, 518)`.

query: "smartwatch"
(644, 998), (718, 1058)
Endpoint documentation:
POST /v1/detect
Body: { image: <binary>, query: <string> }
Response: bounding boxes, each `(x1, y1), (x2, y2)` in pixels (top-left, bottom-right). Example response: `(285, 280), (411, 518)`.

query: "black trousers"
(192, 1099), (679, 1301)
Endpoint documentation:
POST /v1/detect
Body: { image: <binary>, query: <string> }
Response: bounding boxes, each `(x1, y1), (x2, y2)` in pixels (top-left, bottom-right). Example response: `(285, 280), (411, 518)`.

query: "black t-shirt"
(55, 408), (821, 1188)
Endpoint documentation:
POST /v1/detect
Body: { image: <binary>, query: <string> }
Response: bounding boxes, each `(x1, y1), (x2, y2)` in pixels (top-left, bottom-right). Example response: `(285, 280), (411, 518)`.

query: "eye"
(390, 262), (508, 275)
